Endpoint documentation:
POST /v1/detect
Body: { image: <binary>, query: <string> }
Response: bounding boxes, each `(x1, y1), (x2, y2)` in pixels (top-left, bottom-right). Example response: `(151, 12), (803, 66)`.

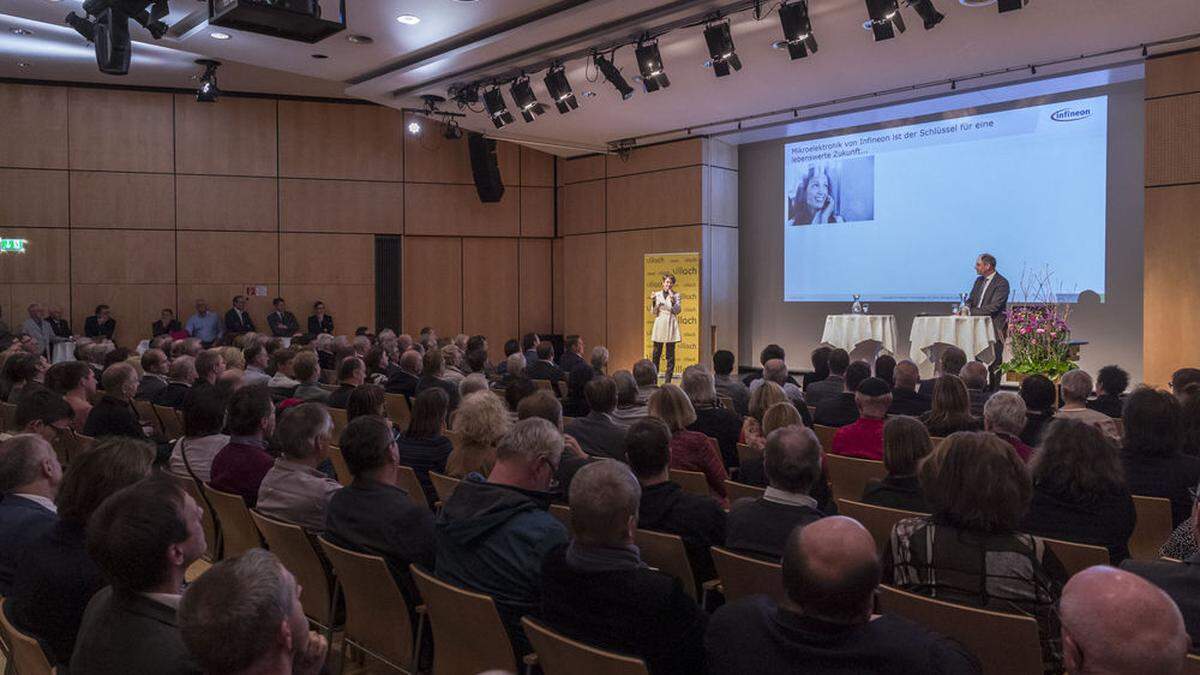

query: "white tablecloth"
(821, 314), (898, 356)
(51, 342), (75, 364)
(909, 315), (996, 376)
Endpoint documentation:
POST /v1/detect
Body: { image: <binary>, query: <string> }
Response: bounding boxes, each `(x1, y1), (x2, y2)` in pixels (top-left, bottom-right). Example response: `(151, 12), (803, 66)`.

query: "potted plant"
(1002, 268), (1076, 382)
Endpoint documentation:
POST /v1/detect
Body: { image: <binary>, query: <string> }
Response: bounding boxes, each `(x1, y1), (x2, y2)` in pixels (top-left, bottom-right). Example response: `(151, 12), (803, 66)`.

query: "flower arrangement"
(1002, 267), (1076, 378)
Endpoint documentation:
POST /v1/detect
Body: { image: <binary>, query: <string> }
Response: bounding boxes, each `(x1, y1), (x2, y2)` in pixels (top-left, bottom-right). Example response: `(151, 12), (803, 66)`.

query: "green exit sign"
(0, 238), (28, 253)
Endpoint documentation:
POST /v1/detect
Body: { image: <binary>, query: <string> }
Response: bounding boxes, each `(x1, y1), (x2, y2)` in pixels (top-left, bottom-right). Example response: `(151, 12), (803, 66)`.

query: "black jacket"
(565, 411), (628, 462)
(1121, 448), (1200, 527)
(888, 387), (932, 417)
(151, 319), (181, 337)
(1087, 394), (1125, 419)
(1020, 411), (1055, 447)
(737, 458), (838, 516)
(862, 475), (931, 514)
(1121, 553), (1200, 652)
(726, 497), (824, 560)
(83, 395), (147, 440)
(326, 384), (356, 409)
(223, 308), (255, 334)
(558, 350), (586, 375)
(135, 374), (169, 402)
(526, 360), (565, 386)
(386, 370), (420, 398)
(637, 481), (726, 588)
(70, 587), (200, 675)
(266, 310), (300, 337)
(417, 375), (460, 409)
(0, 495), (56, 596)
(308, 314), (334, 335)
(689, 404), (744, 469)
(538, 544), (708, 675)
(1020, 484), (1136, 563)
(152, 382), (192, 409)
(84, 316), (116, 340)
(48, 317), (72, 338)
(967, 271), (1010, 339)
(813, 393), (859, 427)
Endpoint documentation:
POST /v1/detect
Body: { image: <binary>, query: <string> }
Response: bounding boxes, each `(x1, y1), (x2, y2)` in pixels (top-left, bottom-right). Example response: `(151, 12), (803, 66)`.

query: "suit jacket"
(386, 370), (420, 398)
(266, 310), (300, 337)
(967, 272), (1010, 339)
(804, 374), (845, 407)
(83, 316), (116, 340)
(813, 392), (859, 427)
(48, 318), (72, 338)
(0, 495), (57, 596)
(526, 360), (565, 386)
(726, 497), (824, 560)
(967, 388), (993, 417)
(565, 411), (628, 462)
(223, 308), (255, 334)
(151, 319), (182, 337)
(888, 387), (931, 417)
(83, 396), (147, 440)
(70, 587), (200, 675)
(558, 350), (586, 374)
(135, 374), (169, 401)
(1121, 553), (1200, 652)
(308, 314), (334, 335)
(152, 382), (192, 409)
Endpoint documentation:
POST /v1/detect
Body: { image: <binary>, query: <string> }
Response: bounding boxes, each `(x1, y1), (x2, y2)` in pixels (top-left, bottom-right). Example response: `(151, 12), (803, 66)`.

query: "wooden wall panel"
(174, 96), (277, 176)
(281, 233), (374, 284)
(704, 225), (739, 360)
(403, 115), (474, 184)
(0, 170), (68, 227)
(606, 139), (703, 178)
(559, 181), (605, 235)
(552, 237), (564, 335)
(521, 147), (555, 187)
(176, 231), (278, 283)
(176, 176), (277, 231)
(1145, 184), (1200, 385)
(70, 172), (175, 229)
(463, 238), (519, 358)
(520, 187), (555, 237)
(277, 284), (375, 335)
(704, 138), (739, 172)
(1146, 51), (1200, 99)
(175, 284), (278, 329)
(72, 284), (176, 347)
(0, 83), (68, 169)
(279, 179), (402, 234)
(72, 229), (175, 284)
(561, 155), (605, 184)
(1145, 94), (1200, 187)
(607, 166), (704, 231)
(519, 239), (553, 335)
(278, 101), (403, 181)
(404, 184), (519, 237)
(67, 88), (173, 173)
(403, 237), (462, 336)
(562, 234), (607, 359)
(704, 167), (739, 227)
(0, 228), (69, 284)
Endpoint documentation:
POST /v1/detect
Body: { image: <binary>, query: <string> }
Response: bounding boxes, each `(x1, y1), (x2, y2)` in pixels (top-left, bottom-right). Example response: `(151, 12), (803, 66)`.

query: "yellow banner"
(644, 252), (701, 371)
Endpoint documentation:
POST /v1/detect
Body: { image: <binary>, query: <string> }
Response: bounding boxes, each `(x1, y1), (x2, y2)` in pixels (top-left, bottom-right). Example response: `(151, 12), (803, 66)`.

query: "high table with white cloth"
(821, 314), (898, 363)
(52, 341), (75, 364)
(908, 315), (997, 378)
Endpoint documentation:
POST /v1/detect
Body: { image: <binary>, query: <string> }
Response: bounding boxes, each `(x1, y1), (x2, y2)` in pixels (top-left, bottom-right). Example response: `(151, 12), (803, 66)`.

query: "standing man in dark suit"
(224, 295), (255, 337)
(307, 301), (334, 336)
(559, 334), (586, 374)
(267, 297), (300, 337)
(966, 252), (1009, 388)
(526, 342), (565, 387)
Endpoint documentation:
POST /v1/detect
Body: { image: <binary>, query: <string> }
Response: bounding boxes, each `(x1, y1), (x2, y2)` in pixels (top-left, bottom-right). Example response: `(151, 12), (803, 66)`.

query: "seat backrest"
(724, 479), (766, 503)
(252, 511), (334, 627)
(1186, 652), (1200, 675)
(736, 441), (760, 467)
(201, 483), (263, 559)
(384, 393), (411, 432)
(320, 368), (338, 385)
(0, 402), (17, 432)
(812, 424), (837, 454)
(711, 545), (785, 604)
(328, 407), (349, 445)
(522, 617), (650, 675)
(533, 379), (555, 394)
(395, 465), (431, 510)
(634, 529), (697, 601)
(717, 394), (735, 411)
(1130, 495), (1174, 560)
(824, 454), (888, 503)
(409, 564), (517, 675)
(836, 499), (927, 553)
(166, 472), (219, 561)
(1040, 536), (1110, 577)
(428, 471), (461, 505)
(153, 404), (185, 440)
(327, 446), (353, 487)
(133, 399), (163, 440)
(548, 503), (573, 533)
(668, 469), (711, 499)
(317, 537), (415, 669)
(0, 598), (54, 675)
(877, 584), (1044, 675)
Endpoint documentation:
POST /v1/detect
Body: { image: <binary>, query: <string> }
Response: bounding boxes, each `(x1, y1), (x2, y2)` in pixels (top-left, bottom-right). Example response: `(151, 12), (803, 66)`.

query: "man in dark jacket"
(558, 335), (586, 376)
(564, 376), (627, 462)
(153, 356), (197, 409)
(435, 417), (568, 656)
(887, 360), (931, 417)
(526, 342), (565, 388)
(538, 460), (708, 675)
(0, 434), (62, 596)
(813, 361), (870, 427)
(223, 295), (255, 337)
(326, 357), (364, 409)
(83, 363), (148, 440)
(386, 350), (422, 398)
(726, 426), (825, 560)
(266, 297), (300, 337)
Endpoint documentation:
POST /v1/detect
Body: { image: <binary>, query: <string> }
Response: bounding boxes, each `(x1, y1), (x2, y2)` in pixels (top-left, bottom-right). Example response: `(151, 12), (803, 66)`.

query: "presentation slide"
(782, 95), (1108, 303)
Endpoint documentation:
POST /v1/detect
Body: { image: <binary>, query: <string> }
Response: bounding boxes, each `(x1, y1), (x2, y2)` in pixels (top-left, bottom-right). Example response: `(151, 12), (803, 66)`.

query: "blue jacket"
(0, 495), (57, 595)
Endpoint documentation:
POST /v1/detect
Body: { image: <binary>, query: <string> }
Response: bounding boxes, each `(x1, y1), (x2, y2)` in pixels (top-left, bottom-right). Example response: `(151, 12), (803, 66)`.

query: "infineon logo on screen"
(1051, 107), (1092, 122)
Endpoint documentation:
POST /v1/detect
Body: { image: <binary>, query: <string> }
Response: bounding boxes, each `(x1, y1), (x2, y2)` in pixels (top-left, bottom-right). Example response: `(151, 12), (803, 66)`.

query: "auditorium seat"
(1039, 536), (1109, 577)
(710, 545), (785, 604)
(395, 465), (432, 510)
(202, 483), (263, 559)
(410, 564), (516, 675)
(548, 503), (572, 533)
(327, 446), (352, 487)
(0, 597), (54, 675)
(668, 468), (711, 498)
(328, 407), (349, 444)
(1130, 495), (1174, 560)
(723, 479), (765, 502)
(251, 511), (337, 636)
(812, 424), (837, 453)
(837, 499), (927, 553)
(385, 393), (412, 431)
(736, 441), (759, 466)
(634, 529), (699, 602)
(522, 617), (650, 675)
(428, 471), (461, 508)
(153, 404), (185, 440)
(825, 454), (887, 502)
(133, 399), (163, 440)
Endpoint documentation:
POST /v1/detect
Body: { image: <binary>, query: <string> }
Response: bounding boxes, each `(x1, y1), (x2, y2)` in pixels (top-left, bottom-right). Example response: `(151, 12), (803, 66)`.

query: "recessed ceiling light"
(581, 90), (597, 98)
(209, 31), (231, 40)
(17, 62), (32, 68)
(959, 0), (996, 5)
(396, 14), (421, 25)
(347, 34), (373, 44)
(311, 53), (328, 59)
(10, 28), (33, 36)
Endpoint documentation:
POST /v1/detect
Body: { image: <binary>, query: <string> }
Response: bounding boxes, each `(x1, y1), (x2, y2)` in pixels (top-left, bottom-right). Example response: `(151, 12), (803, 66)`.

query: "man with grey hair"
(459, 372), (490, 399)
(1056, 369), (1121, 442)
(750, 358), (807, 409)
(961, 361), (992, 417)
(0, 434), (62, 595)
(153, 355), (197, 409)
(256, 403), (341, 532)
(386, 349), (422, 398)
(682, 365), (743, 468)
(633, 359), (659, 403)
(435, 417), (569, 657)
(983, 391), (1034, 461)
(21, 303), (66, 358)
(179, 549), (327, 675)
(538, 460), (708, 674)
(590, 345), (610, 375)
(726, 426), (826, 559)
(1060, 565), (1189, 675)
(504, 352), (527, 381)
(564, 375), (627, 462)
(611, 369), (648, 426)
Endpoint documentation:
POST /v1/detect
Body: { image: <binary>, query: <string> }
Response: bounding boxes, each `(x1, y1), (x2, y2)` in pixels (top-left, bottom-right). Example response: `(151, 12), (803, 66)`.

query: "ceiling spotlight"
(543, 65), (578, 114)
(443, 118), (463, 140)
(909, 0), (945, 29)
(865, 0), (906, 41)
(778, 1), (818, 59)
(195, 59), (221, 103)
(594, 53), (634, 99)
(10, 28), (33, 36)
(396, 14), (421, 25)
(209, 31), (231, 40)
(703, 21), (741, 77)
(634, 40), (670, 93)
(346, 34), (373, 44)
(16, 62), (31, 68)
(482, 86), (514, 129)
(509, 77), (545, 123)
(407, 119), (421, 135)
(996, 0), (1028, 11)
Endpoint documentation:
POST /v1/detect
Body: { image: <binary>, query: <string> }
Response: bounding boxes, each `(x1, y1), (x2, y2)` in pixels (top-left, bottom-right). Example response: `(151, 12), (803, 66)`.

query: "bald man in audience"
(1060, 566), (1189, 674)
(386, 349), (422, 398)
(707, 516), (979, 674)
(888, 360), (932, 416)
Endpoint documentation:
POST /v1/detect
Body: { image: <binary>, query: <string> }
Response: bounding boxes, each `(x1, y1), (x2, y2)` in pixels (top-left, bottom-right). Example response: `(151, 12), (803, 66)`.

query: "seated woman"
(364, 347), (391, 386)
(648, 384), (728, 503)
(884, 431), (1068, 668)
(609, 369), (646, 426)
(919, 375), (983, 437)
(1019, 374), (1058, 447)
(347, 383), (388, 422)
(862, 415), (933, 513)
(1020, 418), (1135, 563)
(741, 381), (789, 451)
(445, 390), (511, 477)
(396, 388), (453, 508)
(1120, 387), (1200, 527)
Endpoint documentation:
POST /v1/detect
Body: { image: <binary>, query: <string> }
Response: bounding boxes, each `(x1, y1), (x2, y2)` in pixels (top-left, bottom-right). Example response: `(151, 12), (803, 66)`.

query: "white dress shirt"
(976, 272), (996, 308)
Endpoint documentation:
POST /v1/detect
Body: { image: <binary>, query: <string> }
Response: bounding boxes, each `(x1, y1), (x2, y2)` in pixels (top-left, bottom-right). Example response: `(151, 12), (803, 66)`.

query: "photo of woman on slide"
(788, 165), (845, 225)
(785, 156), (874, 226)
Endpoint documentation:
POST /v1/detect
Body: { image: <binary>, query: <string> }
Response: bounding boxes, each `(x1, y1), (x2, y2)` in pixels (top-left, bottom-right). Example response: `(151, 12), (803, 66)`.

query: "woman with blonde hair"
(648, 385), (728, 501)
(741, 381), (789, 451)
(445, 390), (512, 477)
(762, 400), (802, 435)
(220, 345), (246, 372)
(920, 375), (982, 437)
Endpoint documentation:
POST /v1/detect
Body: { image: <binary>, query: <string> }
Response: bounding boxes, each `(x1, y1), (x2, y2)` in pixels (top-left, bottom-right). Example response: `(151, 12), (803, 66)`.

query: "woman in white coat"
(649, 273), (682, 383)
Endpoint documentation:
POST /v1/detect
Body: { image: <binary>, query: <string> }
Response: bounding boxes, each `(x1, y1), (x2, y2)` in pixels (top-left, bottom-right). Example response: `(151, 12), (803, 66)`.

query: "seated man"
(750, 358), (806, 410)
(726, 426), (826, 560)
(831, 377), (892, 460)
(558, 335), (586, 376)
(918, 346), (967, 397)
(633, 359), (660, 404)
(72, 477), (205, 674)
(7, 387), (74, 444)
(564, 375), (628, 462)
(153, 356), (197, 409)
(1060, 566), (1189, 675)
(813, 361), (871, 427)
(539, 460), (708, 675)
(0, 434), (62, 595)
(327, 356), (365, 409)
(179, 549), (327, 675)
(83, 362), (148, 440)
(626, 417), (726, 589)
(1055, 369), (1121, 442)
(712, 349), (750, 416)
(962, 361), (992, 417)
(242, 343), (271, 387)
(210, 384), (276, 506)
(526, 341), (565, 387)
(256, 403), (341, 532)
(168, 386), (230, 483)
(135, 348), (170, 401)
(707, 516), (980, 675)
(435, 417), (568, 655)
(385, 349), (422, 398)
(888, 360), (931, 417)
(193, 349), (226, 392)
(291, 351), (330, 403)
(804, 348), (849, 407)
(1122, 492), (1200, 651)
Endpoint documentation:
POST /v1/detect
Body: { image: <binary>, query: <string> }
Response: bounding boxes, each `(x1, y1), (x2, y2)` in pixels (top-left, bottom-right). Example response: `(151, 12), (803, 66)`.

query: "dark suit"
(151, 319), (182, 337)
(266, 310), (300, 337)
(223, 308), (255, 335)
(135, 374), (169, 401)
(308, 314), (334, 335)
(559, 350), (586, 375)
(1122, 553), (1200, 651)
(526, 360), (565, 387)
(153, 382), (192, 409)
(48, 318), (72, 338)
(967, 271), (1010, 380)
(386, 370), (420, 398)
(83, 316), (116, 340)
(83, 396), (147, 440)
(888, 387), (931, 417)
(813, 392), (859, 427)
(70, 586), (200, 674)
(565, 411), (628, 461)
(0, 495), (57, 596)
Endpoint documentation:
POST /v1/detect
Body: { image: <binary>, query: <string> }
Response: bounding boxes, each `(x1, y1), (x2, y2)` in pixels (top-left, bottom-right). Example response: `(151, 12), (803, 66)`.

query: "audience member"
(649, 385), (728, 502)
(363, 346), (391, 385)
(919, 375), (983, 437)
(558, 334), (586, 374)
(459, 372), (489, 399)
(831, 377), (892, 460)
(1088, 364), (1129, 418)
(9, 388), (74, 445)
(742, 344), (799, 389)
(712, 349), (750, 416)
(1056, 369), (1122, 442)
(210, 384), (277, 506)
(805, 348), (849, 406)
(751, 359), (806, 411)
(440, 345), (466, 386)
(256, 403), (340, 531)
(521, 333), (540, 364)
(153, 356), (197, 409)
(307, 301), (334, 336)
(984, 391), (1035, 461)
(562, 362), (595, 418)
(169, 386), (230, 483)
(633, 359), (660, 403)
(503, 376), (537, 416)
(291, 351), (330, 403)
(82, 304), (117, 342)
(47, 361), (96, 432)
(737, 401), (840, 514)
(961, 361), (992, 416)
(1019, 374), (1058, 446)
(71, 477), (205, 674)
(83, 362), (148, 440)
(326, 356), (365, 409)
(861, 416), (933, 512)
(152, 309), (181, 338)
(265, 297), (300, 338)
(741, 381), (789, 451)
(494, 339), (521, 377)
(802, 345), (833, 391)
(194, 349), (226, 390)
(1123, 483), (1200, 651)
(707, 517), (980, 675)
(0, 434), (62, 595)
(918, 346), (968, 397)
(417, 348), (459, 409)
(242, 343), (271, 387)
(1183, 386), (1200, 458)
(682, 365), (743, 468)
(185, 300), (222, 347)
(346, 383), (388, 423)
(396, 388), (453, 508)
(814, 361), (871, 427)
(2, 352), (46, 404)
(727, 426), (825, 560)
(564, 375), (627, 461)
(526, 341), (565, 386)
(314, 334), (336, 371)
(46, 308), (70, 340)
(538, 460), (708, 675)
(590, 346), (610, 375)
(445, 390), (511, 477)
(1120, 387), (1200, 526)
(874, 353), (896, 387)
(267, 348), (300, 396)
(887, 360), (931, 416)
(135, 348), (170, 400)
(1021, 418), (1135, 563)
(610, 369), (647, 426)
(1173, 368), (1200, 400)
(386, 349), (422, 398)
(500, 352), (527, 388)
